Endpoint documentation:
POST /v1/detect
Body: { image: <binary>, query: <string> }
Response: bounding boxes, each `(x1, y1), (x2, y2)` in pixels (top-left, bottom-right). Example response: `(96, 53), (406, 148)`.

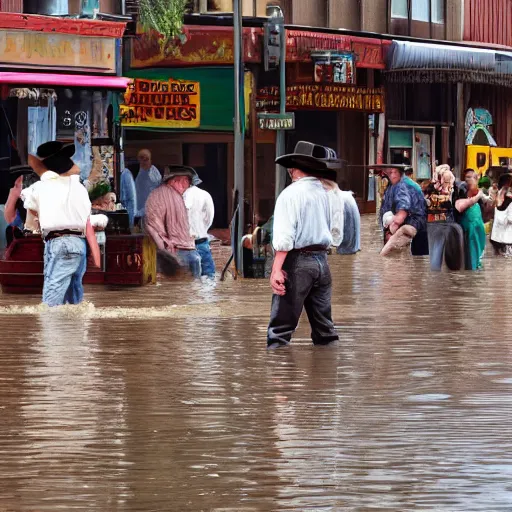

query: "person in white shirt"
(267, 141), (340, 349)
(135, 149), (161, 221)
(22, 142), (100, 307)
(183, 168), (216, 279)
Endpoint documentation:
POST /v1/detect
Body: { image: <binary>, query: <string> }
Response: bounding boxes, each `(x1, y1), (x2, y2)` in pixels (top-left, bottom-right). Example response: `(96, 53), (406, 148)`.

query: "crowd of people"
(379, 163), (512, 270)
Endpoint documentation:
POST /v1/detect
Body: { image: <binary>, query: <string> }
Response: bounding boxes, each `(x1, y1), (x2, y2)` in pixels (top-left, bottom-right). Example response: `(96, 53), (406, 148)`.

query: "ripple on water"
(0, 215), (511, 511)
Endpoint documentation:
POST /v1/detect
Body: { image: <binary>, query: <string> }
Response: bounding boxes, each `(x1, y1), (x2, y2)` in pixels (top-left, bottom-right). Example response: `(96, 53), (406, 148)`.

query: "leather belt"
(195, 238), (208, 245)
(293, 245), (328, 253)
(45, 229), (84, 242)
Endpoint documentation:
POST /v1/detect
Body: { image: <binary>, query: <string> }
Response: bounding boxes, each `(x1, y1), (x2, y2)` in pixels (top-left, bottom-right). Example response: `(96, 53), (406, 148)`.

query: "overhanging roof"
(386, 41), (512, 87)
(0, 72), (130, 90)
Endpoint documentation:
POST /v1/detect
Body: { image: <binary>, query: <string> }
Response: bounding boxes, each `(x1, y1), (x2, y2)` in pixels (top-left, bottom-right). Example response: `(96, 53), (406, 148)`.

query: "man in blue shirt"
(380, 166), (427, 256)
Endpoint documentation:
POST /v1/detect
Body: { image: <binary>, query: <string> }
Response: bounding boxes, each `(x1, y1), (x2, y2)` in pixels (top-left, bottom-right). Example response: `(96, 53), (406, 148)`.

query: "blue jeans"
(176, 249), (202, 278)
(195, 239), (216, 278)
(43, 236), (87, 307)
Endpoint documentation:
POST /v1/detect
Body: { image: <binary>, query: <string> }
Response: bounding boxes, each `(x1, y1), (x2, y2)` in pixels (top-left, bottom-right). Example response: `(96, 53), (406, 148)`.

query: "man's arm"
(86, 219), (101, 268)
(144, 191), (172, 252)
(204, 192), (215, 230)
(4, 177), (22, 224)
(270, 192), (296, 296)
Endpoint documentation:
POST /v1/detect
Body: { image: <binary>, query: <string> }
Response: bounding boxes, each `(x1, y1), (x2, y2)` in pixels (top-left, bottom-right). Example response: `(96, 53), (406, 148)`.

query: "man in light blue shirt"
(267, 141), (340, 349)
(134, 149), (161, 221)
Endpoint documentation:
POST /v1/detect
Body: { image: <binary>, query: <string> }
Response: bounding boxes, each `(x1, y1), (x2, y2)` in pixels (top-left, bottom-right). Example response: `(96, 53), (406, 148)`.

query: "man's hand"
(11, 176), (22, 198)
(270, 268), (287, 296)
(389, 221), (400, 235)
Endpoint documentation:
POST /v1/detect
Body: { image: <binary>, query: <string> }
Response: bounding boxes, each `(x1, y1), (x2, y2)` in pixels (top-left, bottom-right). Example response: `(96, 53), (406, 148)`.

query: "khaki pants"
(381, 225), (418, 256)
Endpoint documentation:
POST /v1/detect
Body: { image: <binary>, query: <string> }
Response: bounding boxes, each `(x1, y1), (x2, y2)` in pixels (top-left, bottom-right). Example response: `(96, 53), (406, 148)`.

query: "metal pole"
(275, 16), (286, 200)
(233, 0), (245, 274)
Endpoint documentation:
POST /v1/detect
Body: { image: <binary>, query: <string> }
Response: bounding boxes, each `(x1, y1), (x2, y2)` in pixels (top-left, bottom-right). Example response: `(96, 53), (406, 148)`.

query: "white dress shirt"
(21, 171), (91, 236)
(272, 177), (332, 252)
(183, 185), (215, 240)
(491, 201), (512, 244)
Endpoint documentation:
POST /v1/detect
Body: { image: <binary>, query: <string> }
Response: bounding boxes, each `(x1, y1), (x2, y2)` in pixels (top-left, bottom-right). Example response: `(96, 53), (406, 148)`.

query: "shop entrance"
(183, 143), (228, 229)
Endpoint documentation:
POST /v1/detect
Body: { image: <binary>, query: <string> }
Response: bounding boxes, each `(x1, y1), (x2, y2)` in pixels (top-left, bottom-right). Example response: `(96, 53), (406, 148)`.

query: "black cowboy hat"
(276, 141), (342, 180)
(351, 163), (413, 176)
(9, 164), (39, 188)
(9, 164), (36, 177)
(163, 165), (200, 184)
(36, 141), (76, 175)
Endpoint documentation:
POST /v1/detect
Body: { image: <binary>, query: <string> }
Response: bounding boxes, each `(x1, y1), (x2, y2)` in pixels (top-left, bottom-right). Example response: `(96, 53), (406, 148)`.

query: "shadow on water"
(0, 215), (511, 511)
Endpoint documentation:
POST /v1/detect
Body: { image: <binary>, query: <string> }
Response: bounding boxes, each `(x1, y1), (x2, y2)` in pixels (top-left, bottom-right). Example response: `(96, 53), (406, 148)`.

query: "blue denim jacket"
(381, 178), (427, 232)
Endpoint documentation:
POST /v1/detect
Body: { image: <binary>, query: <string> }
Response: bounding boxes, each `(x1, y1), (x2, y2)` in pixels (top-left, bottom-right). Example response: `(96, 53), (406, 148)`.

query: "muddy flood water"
(0, 215), (511, 511)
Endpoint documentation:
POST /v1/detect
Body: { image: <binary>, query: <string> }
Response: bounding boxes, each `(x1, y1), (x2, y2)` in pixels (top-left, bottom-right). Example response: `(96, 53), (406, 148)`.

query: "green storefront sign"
(125, 67), (234, 132)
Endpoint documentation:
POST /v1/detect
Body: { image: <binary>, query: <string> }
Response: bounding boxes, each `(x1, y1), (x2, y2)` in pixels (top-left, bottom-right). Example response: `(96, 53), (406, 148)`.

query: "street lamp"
(266, 5), (287, 200)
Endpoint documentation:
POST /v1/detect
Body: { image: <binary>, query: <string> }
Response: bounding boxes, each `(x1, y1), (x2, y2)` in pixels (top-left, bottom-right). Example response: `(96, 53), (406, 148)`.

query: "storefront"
(255, 30), (387, 216)
(124, 25), (261, 229)
(0, 13), (127, 203)
(384, 40), (512, 180)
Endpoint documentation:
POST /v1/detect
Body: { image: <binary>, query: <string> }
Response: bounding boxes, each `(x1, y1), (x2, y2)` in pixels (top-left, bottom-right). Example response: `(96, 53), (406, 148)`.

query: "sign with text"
(257, 85), (384, 113)
(0, 30), (116, 73)
(121, 78), (200, 128)
(258, 113), (295, 130)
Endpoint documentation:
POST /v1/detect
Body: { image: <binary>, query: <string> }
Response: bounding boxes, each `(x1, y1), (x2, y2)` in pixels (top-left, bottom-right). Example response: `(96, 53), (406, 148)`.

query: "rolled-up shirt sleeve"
(21, 183), (39, 213)
(272, 192), (296, 252)
(395, 182), (411, 212)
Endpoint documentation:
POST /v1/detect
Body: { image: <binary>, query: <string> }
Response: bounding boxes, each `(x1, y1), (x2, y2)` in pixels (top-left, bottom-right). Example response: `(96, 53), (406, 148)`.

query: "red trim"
(286, 30), (386, 69)
(0, 13), (126, 38)
(0, 72), (130, 89)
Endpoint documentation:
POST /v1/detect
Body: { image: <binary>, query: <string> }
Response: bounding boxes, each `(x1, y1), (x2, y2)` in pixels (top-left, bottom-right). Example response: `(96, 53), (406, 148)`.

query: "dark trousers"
(427, 222), (465, 271)
(267, 251), (339, 347)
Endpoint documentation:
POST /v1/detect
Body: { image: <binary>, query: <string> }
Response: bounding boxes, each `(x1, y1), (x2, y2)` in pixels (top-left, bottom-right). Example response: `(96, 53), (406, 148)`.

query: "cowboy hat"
(276, 141), (342, 179)
(35, 141), (76, 175)
(163, 165), (201, 184)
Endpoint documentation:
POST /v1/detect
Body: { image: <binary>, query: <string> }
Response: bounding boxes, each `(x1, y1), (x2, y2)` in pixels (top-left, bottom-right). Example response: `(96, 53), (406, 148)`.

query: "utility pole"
(269, 6), (287, 200)
(233, 0), (245, 274)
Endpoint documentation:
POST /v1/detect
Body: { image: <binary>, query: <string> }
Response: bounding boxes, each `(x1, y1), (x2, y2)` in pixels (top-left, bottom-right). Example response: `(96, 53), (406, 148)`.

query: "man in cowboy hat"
(183, 168), (216, 279)
(267, 141), (340, 349)
(145, 165), (201, 278)
(21, 141), (100, 306)
(379, 165), (427, 256)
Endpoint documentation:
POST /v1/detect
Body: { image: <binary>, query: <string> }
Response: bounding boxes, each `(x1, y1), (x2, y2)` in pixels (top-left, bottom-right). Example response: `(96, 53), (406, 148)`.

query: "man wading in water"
(267, 141), (340, 349)
(22, 142), (100, 307)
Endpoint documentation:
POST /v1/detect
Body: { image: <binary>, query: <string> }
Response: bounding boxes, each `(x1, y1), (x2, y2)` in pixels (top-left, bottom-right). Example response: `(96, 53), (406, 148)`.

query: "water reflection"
(0, 215), (511, 510)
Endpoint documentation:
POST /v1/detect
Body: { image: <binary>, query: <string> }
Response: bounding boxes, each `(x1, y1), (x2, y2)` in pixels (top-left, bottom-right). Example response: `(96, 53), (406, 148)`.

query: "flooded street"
(0, 215), (511, 511)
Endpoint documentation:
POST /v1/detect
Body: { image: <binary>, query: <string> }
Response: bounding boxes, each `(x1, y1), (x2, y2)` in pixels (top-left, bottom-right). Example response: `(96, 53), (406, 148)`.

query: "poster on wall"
(121, 78), (200, 128)
(312, 51), (355, 84)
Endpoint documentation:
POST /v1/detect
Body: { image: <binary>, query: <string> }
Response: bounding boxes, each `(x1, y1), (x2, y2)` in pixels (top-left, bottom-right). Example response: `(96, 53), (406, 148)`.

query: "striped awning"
(386, 41), (512, 87)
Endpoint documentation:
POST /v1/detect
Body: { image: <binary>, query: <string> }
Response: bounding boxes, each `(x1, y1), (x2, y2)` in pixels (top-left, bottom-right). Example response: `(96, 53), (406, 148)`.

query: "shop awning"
(0, 72), (130, 90)
(386, 41), (512, 87)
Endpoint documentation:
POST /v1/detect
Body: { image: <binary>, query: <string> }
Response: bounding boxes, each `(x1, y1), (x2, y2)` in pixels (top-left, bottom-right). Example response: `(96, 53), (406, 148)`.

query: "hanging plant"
(138, 0), (188, 41)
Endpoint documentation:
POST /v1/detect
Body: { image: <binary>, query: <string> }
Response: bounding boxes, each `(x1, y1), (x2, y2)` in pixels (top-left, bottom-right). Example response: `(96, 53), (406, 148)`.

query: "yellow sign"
(121, 79), (200, 128)
(0, 30), (116, 73)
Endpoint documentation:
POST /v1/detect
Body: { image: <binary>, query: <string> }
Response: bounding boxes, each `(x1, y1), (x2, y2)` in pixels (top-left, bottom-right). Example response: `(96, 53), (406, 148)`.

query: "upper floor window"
(389, 0), (445, 38)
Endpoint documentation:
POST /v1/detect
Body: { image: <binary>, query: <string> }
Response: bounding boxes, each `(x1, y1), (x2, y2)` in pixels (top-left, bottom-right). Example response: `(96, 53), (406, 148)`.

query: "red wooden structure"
(0, 234), (155, 294)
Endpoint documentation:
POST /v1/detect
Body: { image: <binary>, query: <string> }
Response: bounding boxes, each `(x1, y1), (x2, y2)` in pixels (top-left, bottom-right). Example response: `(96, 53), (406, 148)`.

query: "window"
(389, 0), (445, 38)
(431, 0), (444, 23)
(412, 0), (429, 21)
(391, 0), (408, 19)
